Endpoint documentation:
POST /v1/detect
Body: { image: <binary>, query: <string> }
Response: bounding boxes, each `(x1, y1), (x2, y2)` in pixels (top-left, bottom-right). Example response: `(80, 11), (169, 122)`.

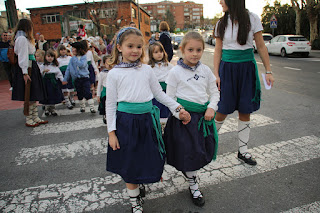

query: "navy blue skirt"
(12, 60), (46, 102)
(164, 112), (216, 172)
(152, 98), (170, 118)
(217, 60), (260, 115)
(106, 111), (165, 184)
(98, 96), (106, 115)
(88, 64), (96, 84)
(61, 71), (74, 91)
(39, 78), (64, 105)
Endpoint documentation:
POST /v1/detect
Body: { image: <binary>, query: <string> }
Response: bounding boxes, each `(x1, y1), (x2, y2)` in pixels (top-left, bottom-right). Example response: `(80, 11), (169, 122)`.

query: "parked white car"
(265, 35), (311, 57)
(253, 33), (273, 52)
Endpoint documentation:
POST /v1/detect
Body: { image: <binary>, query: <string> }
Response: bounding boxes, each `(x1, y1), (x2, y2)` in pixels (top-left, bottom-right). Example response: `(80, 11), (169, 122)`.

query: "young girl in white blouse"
(40, 49), (64, 116)
(57, 44), (75, 109)
(148, 41), (173, 119)
(164, 32), (220, 207)
(97, 55), (112, 124)
(214, 0), (274, 165)
(106, 27), (191, 213)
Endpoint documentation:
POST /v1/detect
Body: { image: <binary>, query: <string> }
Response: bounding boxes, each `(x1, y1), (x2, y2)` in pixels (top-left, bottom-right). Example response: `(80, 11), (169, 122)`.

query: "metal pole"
(137, 0), (141, 29)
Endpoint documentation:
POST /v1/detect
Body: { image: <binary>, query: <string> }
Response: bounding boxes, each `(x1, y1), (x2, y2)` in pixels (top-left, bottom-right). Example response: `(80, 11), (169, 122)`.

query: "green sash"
(29, 54), (36, 61)
(43, 73), (58, 89)
(117, 101), (165, 159)
(221, 49), (261, 103)
(59, 65), (68, 74)
(159, 82), (167, 91)
(177, 98), (218, 160)
(87, 61), (92, 65)
(100, 86), (106, 98)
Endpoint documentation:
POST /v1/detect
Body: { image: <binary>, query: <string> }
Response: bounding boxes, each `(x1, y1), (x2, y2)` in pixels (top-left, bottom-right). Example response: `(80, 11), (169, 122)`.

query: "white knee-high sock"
(185, 171), (202, 198)
(128, 187), (143, 212)
(214, 119), (224, 133)
(64, 96), (71, 105)
(238, 120), (250, 154)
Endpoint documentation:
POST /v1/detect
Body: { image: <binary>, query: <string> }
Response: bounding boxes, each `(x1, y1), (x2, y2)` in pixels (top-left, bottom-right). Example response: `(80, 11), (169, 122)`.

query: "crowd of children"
(10, 0), (275, 211)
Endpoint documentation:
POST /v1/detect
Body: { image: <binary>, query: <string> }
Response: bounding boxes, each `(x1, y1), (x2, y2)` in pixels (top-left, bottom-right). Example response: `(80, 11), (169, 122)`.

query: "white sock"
(128, 187), (143, 212)
(64, 96), (71, 105)
(80, 99), (86, 108)
(238, 120), (250, 155)
(185, 171), (202, 198)
(214, 119), (224, 133)
(88, 98), (94, 108)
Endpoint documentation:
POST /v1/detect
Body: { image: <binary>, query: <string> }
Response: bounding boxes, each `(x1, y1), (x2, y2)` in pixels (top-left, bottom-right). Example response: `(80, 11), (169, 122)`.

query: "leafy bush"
(312, 38), (320, 50)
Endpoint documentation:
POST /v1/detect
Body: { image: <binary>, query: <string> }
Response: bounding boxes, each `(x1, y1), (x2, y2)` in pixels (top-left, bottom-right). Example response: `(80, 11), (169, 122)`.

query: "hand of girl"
(97, 96), (100, 103)
(266, 73), (275, 87)
(109, 131), (120, 150)
(204, 108), (215, 121)
(216, 76), (221, 91)
(43, 69), (50, 73)
(23, 74), (31, 85)
(179, 109), (191, 125)
(62, 81), (68, 85)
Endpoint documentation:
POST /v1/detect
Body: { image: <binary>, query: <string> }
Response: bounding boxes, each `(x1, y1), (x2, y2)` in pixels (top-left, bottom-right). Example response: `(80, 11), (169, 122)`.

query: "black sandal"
(238, 151), (257, 165)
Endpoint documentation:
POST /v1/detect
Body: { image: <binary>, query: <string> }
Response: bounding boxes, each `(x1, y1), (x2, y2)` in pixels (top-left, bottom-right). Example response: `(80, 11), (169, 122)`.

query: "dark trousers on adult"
(74, 77), (92, 100)
(3, 62), (13, 87)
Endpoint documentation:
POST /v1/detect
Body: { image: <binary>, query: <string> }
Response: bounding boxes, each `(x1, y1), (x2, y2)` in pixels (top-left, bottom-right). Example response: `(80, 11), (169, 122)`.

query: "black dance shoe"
(189, 188), (205, 207)
(238, 151), (257, 166)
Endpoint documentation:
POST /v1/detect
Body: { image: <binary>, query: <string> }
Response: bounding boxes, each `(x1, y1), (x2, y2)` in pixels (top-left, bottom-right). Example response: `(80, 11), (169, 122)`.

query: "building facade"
(141, 1), (203, 31)
(27, 0), (151, 41)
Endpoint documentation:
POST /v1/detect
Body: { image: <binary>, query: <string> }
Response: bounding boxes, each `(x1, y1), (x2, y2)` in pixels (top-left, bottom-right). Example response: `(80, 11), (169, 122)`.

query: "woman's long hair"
(148, 42), (168, 68)
(216, 0), (251, 45)
(13, 19), (35, 45)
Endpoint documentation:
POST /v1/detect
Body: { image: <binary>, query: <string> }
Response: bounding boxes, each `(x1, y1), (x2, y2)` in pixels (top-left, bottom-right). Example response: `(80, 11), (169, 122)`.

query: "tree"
(305, 0), (319, 43)
(291, 0), (305, 35)
(164, 9), (176, 32)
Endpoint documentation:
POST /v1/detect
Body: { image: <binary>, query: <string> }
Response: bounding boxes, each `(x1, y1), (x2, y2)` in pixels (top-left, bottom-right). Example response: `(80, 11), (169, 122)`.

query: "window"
(193, 12), (200, 16)
(41, 14), (60, 24)
(157, 5), (165, 8)
(184, 13), (190, 16)
(158, 10), (165, 14)
(144, 16), (149, 25)
(68, 10), (87, 19)
(99, 9), (116, 18)
(193, 8), (200, 11)
(145, 32), (150, 37)
(184, 8), (189, 12)
(132, 8), (137, 19)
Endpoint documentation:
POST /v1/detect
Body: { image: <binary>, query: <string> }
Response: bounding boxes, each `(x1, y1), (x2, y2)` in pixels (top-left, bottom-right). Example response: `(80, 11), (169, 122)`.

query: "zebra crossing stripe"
(2, 135), (319, 212)
(280, 201), (320, 213)
(30, 118), (105, 135)
(15, 138), (107, 166)
(20, 114), (279, 165)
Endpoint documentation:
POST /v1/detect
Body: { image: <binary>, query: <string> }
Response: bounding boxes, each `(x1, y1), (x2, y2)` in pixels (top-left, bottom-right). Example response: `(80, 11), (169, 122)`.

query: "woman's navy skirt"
(106, 111), (165, 184)
(217, 60), (260, 115)
(88, 63), (95, 84)
(164, 112), (216, 172)
(152, 98), (170, 118)
(61, 71), (74, 92)
(39, 78), (64, 105)
(98, 96), (106, 115)
(12, 60), (46, 102)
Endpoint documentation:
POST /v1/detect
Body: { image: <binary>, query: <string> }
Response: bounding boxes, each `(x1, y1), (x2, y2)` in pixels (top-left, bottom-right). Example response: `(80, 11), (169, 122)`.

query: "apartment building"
(141, 1), (203, 31)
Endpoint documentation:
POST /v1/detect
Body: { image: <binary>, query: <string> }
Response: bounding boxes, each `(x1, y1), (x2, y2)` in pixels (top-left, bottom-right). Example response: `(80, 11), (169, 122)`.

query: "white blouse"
(86, 50), (99, 72)
(40, 64), (64, 81)
(152, 62), (174, 82)
(14, 36), (36, 74)
(166, 64), (220, 111)
(57, 56), (72, 68)
(106, 64), (180, 133)
(215, 12), (263, 50)
(97, 71), (108, 97)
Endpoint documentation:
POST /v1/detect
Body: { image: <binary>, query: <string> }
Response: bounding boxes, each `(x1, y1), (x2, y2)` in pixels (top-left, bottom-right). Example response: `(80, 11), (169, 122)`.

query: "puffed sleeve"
(14, 36), (29, 74)
(106, 70), (118, 133)
(206, 68), (220, 111)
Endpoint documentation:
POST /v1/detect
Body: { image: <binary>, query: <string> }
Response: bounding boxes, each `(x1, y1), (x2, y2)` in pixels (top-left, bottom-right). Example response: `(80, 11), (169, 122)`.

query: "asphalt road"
(0, 45), (319, 213)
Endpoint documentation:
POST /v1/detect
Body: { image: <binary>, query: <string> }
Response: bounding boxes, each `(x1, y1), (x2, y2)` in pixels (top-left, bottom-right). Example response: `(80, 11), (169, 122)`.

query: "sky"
(0, 0), (291, 18)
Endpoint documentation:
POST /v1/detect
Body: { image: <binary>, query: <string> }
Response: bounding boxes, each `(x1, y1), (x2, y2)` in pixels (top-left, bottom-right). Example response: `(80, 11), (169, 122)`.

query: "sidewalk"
(310, 50), (320, 58)
(0, 80), (23, 111)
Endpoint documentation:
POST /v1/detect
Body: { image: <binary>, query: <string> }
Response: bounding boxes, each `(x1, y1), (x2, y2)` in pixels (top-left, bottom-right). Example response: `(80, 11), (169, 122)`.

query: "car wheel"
(302, 52), (309, 57)
(280, 48), (287, 57)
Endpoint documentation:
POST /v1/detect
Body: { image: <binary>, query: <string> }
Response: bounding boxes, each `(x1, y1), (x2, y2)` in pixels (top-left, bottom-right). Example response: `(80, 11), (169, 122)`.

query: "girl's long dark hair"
(216, 0), (251, 45)
(44, 49), (59, 66)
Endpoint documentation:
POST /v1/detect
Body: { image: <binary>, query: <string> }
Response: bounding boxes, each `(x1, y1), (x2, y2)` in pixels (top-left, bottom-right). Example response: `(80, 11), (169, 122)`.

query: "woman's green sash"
(29, 54), (36, 61)
(159, 82), (167, 91)
(59, 65), (68, 74)
(117, 101), (165, 159)
(43, 73), (58, 89)
(177, 98), (218, 160)
(100, 87), (106, 98)
(221, 49), (261, 103)
(87, 61), (92, 65)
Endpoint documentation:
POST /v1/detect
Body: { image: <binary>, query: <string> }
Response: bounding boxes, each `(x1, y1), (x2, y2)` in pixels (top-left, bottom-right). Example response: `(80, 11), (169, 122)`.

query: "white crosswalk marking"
(18, 114), (279, 165)
(280, 201), (320, 213)
(30, 118), (105, 135)
(2, 135), (319, 212)
(15, 138), (107, 166)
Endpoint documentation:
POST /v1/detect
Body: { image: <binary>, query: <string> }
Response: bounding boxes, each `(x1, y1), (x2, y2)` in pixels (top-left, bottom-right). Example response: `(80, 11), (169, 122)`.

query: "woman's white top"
(40, 64), (64, 81)
(14, 36), (36, 74)
(166, 64), (220, 111)
(97, 71), (108, 97)
(86, 50), (99, 72)
(215, 12), (263, 50)
(106, 64), (180, 133)
(57, 56), (72, 68)
(152, 62), (174, 82)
